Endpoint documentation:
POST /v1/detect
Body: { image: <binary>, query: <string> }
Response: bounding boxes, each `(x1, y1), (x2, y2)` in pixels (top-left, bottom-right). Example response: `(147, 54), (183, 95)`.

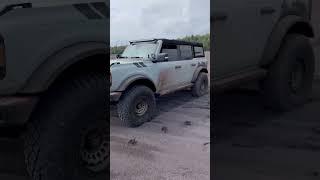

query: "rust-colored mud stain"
(158, 69), (170, 92)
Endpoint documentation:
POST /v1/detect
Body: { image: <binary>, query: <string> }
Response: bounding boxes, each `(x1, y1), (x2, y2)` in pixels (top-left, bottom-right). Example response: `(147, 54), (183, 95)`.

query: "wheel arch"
(117, 75), (157, 93)
(20, 42), (108, 94)
(260, 15), (314, 67)
(192, 67), (208, 82)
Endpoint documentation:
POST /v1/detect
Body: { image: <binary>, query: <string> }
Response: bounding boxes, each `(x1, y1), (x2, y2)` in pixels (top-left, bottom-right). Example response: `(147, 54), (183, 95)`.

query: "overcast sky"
(111, 0), (210, 46)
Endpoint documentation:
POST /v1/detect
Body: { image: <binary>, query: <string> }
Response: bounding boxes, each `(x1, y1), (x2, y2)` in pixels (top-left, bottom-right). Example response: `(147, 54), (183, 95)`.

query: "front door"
(156, 43), (182, 92)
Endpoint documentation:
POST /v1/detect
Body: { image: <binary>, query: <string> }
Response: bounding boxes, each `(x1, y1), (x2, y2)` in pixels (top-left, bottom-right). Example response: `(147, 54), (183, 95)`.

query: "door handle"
(212, 12), (228, 22)
(175, 65), (182, 69)
(191, 64), (196, 67)
(260, 7), (276, 15)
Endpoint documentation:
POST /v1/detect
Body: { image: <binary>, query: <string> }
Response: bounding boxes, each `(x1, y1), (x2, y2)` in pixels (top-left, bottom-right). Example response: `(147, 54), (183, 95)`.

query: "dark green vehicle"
(212, 0), (315, 110)
(0, 1), (108, 180)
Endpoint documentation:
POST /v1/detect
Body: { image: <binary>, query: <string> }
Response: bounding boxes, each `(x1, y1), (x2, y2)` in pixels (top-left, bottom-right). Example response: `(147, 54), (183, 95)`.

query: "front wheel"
(117, 85), (156, 127)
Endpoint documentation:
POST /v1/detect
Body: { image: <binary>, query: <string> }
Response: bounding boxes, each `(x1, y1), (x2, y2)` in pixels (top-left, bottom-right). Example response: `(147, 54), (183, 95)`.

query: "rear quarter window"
(179, 45), (193, 60)
(194, 46), (205, 57)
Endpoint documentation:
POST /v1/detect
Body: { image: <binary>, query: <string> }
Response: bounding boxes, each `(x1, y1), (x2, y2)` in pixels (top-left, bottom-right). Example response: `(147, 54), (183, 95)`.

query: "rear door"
(189, 46), (207, 82)
(212, 0), (282, 80)
(177, 44), (196, 85)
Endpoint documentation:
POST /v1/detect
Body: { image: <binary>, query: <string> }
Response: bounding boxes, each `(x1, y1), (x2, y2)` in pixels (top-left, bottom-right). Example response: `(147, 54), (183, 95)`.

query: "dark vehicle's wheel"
(117, 85), (156, 127)
(262, 34), (315, 111)
(23, 73), (108, 180)
(192, 72), (209, 97)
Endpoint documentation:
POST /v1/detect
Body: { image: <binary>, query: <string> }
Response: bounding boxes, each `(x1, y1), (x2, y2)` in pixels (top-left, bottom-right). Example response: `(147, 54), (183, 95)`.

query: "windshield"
(121, 42), (158, 59)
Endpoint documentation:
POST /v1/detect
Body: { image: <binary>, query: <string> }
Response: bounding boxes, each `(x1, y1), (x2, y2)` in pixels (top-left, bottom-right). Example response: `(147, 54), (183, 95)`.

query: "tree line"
(178, 33), (210, 51)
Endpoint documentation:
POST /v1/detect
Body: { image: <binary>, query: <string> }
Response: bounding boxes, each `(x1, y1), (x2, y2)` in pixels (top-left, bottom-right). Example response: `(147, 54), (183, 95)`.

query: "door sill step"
(213, 68), (267, 92)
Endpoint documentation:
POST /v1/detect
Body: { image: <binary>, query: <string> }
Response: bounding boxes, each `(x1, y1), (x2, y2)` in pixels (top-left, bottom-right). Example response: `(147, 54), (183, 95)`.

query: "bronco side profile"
(110, 39), (209, 127)
(0, 1), (108, 180)
(212, 0), (315, 110)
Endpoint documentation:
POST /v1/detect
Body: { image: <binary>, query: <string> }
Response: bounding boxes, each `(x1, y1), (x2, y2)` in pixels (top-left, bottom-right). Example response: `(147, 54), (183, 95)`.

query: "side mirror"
(155, 53), (168, 62)
(116, 54), (121, 58)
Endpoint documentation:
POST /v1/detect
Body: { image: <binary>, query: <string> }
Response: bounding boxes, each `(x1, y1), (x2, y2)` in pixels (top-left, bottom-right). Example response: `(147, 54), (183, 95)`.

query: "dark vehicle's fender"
(260, 15), (314, 66)
(21, 42), (107, 93)
(0, 2), (108, 95)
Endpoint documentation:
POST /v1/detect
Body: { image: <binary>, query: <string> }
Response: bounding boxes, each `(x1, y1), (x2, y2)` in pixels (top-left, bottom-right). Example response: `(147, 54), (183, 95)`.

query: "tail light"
(0, 36), (6, 80)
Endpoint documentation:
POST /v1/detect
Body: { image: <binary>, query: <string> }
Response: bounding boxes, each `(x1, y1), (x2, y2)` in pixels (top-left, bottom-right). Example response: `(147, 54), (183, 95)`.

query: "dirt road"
(214, 80), (320, 180)
(110, 91), (210, 180)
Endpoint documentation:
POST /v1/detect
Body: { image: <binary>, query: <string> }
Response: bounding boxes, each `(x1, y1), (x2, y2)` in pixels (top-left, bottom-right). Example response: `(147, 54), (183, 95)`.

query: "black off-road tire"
(192, 72), (209, 97)
(262, 34), (315, 111)
(117, 85), (156, 127)
(23, 73), (108, 180)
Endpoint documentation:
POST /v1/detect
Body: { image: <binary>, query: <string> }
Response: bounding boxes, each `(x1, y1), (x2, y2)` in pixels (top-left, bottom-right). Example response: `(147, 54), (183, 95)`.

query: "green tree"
(178, 33), (210, 51)
(110, 46), (126, 55)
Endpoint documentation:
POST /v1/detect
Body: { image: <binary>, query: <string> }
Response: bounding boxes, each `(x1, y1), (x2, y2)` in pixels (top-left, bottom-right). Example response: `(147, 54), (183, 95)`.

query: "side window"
(161, 44), (179, 61)
(179, 45), (193, 60)
(194, 46), (205, 57)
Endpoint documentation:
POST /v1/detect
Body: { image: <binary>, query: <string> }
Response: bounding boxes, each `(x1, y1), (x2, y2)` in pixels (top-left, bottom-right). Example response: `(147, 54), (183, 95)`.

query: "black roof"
(130, 38), (203, 47)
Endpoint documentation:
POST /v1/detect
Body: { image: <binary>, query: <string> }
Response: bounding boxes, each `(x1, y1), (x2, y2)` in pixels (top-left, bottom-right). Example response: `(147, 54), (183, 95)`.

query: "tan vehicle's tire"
(262, 34), (315, 111)
(192, 72), (209, 97)
(117, 85), (156, 127)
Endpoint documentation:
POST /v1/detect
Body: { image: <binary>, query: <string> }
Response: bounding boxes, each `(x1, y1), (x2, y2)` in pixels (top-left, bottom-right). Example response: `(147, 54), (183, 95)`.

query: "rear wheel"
(24, 73), (108, 180)
(262, 34), (314, 111)
(192, 72), (209, 97)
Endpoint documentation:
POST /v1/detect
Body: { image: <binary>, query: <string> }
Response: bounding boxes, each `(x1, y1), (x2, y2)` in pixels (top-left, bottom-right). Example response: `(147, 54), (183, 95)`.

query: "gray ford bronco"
(0, 1), (108, 180)
(212, 0), (315, 110)
(110, 39), (209, 127)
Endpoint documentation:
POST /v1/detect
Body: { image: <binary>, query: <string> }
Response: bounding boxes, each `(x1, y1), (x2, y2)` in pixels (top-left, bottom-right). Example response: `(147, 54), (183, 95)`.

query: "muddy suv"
(110, 39), (209, 127)
(0, 1), (108, 180)
(212, 0), (315, 110)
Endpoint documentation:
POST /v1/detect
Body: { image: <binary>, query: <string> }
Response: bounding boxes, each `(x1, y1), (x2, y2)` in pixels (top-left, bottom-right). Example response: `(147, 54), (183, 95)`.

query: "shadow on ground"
(214, 81), (320, 180)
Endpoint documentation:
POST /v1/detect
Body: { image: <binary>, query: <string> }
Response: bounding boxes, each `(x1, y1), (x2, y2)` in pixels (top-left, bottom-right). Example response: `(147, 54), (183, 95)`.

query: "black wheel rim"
(134, 97), (148, 116)
(80, 125), (109, 173)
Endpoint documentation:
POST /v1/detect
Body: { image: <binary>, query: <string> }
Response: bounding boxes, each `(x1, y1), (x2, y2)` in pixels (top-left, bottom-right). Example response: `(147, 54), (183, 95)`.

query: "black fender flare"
(260, 15), (314, 66)
(117, 75), (156, 92)
(21, 42), (107, 93)
(192, 66), (208, 82)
